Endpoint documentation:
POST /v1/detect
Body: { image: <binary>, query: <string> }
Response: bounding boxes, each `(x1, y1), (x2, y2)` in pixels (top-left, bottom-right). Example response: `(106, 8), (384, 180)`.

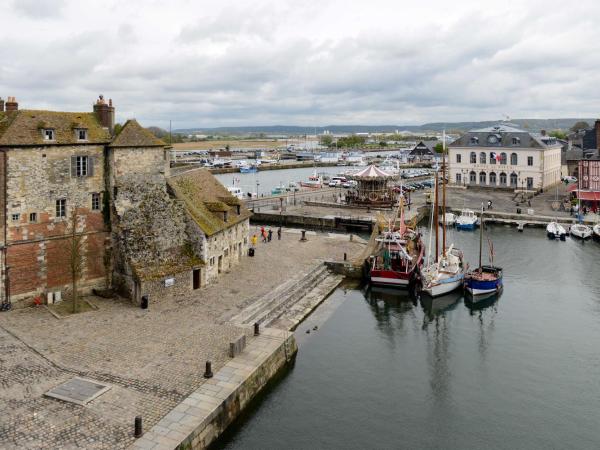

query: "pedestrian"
(260, 226), (267, 243)
(251, 234), (257, 247)
(268, 228), (273, 242)
(487, 200), (492, 210)
(277, 227), (282, 240)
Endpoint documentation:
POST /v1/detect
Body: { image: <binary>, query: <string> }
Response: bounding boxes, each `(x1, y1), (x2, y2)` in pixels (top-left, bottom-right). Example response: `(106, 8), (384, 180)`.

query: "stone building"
(0, 96), (250, 306)
(448, 124), (562, 191)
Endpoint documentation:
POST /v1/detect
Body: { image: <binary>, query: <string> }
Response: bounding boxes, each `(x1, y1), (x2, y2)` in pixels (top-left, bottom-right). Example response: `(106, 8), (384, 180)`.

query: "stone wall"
(4, 145), (108, 303)
(137, 268), (199, 305)
(205, 220), (249, 283)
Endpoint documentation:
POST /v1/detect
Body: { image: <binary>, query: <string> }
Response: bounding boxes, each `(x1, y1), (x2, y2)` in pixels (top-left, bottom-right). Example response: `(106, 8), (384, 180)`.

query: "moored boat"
(546, 221), (567, 240)
(239, 164), (258, 173)
(456, 209), (478, 230)
(299, 172), (322, 188)
(226, 186), (244, 199)
(570, 223), (592, 239)
(593, 224), (600, 240)
(439, 212), (456, 226)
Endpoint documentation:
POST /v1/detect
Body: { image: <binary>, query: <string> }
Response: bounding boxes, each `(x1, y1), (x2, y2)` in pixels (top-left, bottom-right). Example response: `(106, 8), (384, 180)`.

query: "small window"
(210, 257), (215, 266)
(512, 137), (521, 145)
(92, 193), (100, 211)
(470, 136), (479, 144)
(77, 129), (88, 141)
(456, 154), (462, 163)
(528, 156), (533, 166)
(71, 155), (91, 177)
(479, 152), (486, 164)
(11, 213), (20, 222)
(56, 199), (66, 218)
(29, 212), (37, 222)
(43, 129), (55, 141)
(470, 152), (476, 164)
(510, 153), (518, 165)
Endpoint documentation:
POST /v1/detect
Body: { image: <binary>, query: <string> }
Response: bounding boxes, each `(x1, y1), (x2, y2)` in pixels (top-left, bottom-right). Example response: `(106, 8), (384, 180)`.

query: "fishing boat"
(570, 223), (592, 239)
(439, 212), (456, 227)
(546, 221), (567, 240)
(455, 209), (478, 230)
(226, 186), (244, 199)
(271, 184), (286, 195)
(464, 204), (503, 296)
(299, 172), (322, 188)
(422, 133), (465, 297)
(593, 223), (600, 240)
(239, 164), (258, 173)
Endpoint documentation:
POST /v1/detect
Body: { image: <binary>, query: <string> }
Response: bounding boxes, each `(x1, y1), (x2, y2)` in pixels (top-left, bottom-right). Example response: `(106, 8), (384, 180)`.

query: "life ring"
(368, 192), (379, 201)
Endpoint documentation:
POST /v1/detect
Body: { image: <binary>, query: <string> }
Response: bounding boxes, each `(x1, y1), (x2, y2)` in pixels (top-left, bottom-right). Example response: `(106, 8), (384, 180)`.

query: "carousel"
(346, 165), (397, 208)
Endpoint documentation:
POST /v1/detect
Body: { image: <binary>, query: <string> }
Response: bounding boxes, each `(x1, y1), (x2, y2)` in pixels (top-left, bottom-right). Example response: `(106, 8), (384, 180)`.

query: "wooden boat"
(570, 224), (592, 239)
(546, 221), (566, 240)
(465, 205), (503, 296)
(299, 172), (322, 188)
(422, 134), (465, 298)
(456, 209), (478, 230)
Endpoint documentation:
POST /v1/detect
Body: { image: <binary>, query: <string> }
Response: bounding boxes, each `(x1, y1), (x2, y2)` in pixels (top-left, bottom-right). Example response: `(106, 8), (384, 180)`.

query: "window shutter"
(71, 156), (77, 177)
(88, 157), (94, 177)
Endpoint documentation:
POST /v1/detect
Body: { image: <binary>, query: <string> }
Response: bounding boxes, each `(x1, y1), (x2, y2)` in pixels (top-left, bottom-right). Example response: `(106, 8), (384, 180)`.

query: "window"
(510, 153), (518, 165)
(210, 257), (215, 266)
(56, 199), (66, 218)
(500, 152), (507, 164)
(527, 177), (533, 189)
(499, 172), (507, 186)
(470, 136), (479, 144)
(479, 171), (486, 184)
(456, 154), (462, 163)
(43, 129), (55, 140)
(512, 137), (521, 145)
(76, 129), (88, 141)
(528, 156), (533, 166)
(92, 193), (100, 211)
(479, 152), (486, 164)
(11, 213), (20, 222)
(469, 171), (476, 184)
(71, 155), (92, 177)
(29, 212), (37, 222)
(456, 173), (461, 184)
(489, 172), (497, 185)
(510, 173), (518, 188)
(470, 152), (476, 164)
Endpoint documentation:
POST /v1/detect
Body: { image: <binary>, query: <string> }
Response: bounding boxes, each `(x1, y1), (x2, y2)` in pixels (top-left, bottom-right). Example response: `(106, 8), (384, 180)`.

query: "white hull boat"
(570, 224), (592, 239)
(456, 209), (478, 230)
(439, 212), (456, 226)
(546, 221), (566, 240)
(422, 246), (465, 297)
(593, 224), (600, 240)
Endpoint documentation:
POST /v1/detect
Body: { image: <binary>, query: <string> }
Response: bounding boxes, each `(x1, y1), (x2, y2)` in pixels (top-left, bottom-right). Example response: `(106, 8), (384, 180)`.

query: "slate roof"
(450, 123), (562, 149)
(0, 110), (111, 146)
(109, 119), (165, 147)
(409, 140), (437, 156)
(168, 169), (251, 236)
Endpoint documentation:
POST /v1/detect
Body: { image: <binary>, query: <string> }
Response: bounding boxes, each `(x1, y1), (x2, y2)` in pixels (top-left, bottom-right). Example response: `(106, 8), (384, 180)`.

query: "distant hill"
(174, 119), (596, 136)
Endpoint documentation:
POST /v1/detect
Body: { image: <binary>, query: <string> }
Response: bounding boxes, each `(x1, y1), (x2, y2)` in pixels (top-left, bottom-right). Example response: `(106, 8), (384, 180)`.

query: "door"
(527, 177), (533, 190)
(218, 255), (223, 273)
(193, 269), (200, 290)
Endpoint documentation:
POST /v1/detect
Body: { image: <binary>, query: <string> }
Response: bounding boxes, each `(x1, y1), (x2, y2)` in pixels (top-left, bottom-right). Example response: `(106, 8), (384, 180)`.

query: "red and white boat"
(299, 172), (322, 188)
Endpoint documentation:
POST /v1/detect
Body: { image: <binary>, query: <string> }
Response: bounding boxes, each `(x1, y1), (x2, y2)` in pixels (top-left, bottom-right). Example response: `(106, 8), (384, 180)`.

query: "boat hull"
(370, 271), (410, 288)
(423, 274), (464, 297)
(239, 167), (257, 173)
(570, 227), (592, 239)
(465, 266), (503, 296)
(456, 222), (476, 230)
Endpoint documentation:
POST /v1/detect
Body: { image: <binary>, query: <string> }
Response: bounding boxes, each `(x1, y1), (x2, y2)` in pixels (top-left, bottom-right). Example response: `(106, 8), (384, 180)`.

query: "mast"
(434, 169), (439, 263)
(442, 130), (447, 257)
(478, 203), (484, 271)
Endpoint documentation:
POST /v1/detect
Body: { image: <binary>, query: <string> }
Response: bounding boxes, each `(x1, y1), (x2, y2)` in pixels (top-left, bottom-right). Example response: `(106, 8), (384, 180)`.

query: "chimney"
(540, 129), (546, 136)
(595, 120), (600, 151)
(5, 96), (18, 112)
(0, 97), (4, 112)
(93, 94), (115, 133)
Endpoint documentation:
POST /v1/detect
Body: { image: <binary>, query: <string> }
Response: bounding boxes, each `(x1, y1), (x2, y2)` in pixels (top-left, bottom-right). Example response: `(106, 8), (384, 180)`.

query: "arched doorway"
(469, 171), (476, 184)
(499, 172), (507, 186)
(479, 171), (486, 185)
(510, 172), (518, 188)
(489, 172), (497, 185)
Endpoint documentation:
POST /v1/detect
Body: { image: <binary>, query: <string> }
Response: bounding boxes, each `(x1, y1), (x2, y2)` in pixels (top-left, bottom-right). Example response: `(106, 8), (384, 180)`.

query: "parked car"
(562, 176), (577, 184)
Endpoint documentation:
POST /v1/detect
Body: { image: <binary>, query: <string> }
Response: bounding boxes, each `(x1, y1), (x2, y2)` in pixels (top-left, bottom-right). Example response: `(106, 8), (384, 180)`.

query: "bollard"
(204, 361), (213, 378)
(254, 322), (260, 336)
(350, 234), (353, 242)
(134, 416), (143, 438)
(300, 230), (307, 241)
(140, 295), (148, 310)
(344, 253), (347, 261)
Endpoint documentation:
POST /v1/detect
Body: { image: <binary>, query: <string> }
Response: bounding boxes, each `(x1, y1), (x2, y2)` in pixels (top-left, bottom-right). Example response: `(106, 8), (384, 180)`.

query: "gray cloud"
(1, 0), (600, 128)
(12, 0), (65, 18)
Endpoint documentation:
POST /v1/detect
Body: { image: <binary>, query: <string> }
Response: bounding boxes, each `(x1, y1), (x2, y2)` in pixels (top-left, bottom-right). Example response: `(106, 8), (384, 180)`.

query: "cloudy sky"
(1, 0), (600, 128)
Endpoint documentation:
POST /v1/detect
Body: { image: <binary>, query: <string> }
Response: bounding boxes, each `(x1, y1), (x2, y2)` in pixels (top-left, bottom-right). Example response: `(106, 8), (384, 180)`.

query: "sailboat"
(592, 223), (600, 240)
(464, 204), (503, 297)
(422, 132), (465, 297)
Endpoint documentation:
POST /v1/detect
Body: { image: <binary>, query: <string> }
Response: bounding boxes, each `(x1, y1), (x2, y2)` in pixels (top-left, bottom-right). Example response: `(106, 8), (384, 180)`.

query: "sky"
(1, 0), (600, 129)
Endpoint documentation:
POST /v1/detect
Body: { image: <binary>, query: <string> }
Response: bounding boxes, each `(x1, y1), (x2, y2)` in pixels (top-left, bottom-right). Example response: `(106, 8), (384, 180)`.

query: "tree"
(549, 130), (567, 140)
(67, 209), (85, 313)
(570, 121), (590, 132)
(434, 143), (444, 153)
(319, 134), (333, 147)
(379, 141), (388, 147)
(113, 123), (123, 136)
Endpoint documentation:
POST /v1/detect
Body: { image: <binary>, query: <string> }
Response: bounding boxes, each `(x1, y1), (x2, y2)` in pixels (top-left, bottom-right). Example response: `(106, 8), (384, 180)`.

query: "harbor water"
(215, 225), (600, 449)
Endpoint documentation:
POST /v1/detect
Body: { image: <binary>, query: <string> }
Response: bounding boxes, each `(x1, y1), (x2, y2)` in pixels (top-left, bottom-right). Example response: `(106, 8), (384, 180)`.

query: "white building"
(448, 124), (562, 191)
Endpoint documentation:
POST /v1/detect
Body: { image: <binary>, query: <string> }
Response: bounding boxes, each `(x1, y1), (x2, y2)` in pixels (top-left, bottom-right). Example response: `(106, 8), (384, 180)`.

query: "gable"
(109, 119), (165, 147)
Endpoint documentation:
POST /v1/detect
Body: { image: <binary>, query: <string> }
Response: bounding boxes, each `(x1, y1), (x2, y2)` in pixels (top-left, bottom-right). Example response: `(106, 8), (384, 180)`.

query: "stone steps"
(230, 264), (329, 327)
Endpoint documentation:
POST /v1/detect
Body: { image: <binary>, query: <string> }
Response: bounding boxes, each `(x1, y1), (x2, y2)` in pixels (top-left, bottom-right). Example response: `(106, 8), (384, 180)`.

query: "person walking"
(268, 228), (273, 242)
(251, 234), (257, 247)
(260, 226), (267, 243)
(277, 227), (282, 240)
(487, 200), (493, 210)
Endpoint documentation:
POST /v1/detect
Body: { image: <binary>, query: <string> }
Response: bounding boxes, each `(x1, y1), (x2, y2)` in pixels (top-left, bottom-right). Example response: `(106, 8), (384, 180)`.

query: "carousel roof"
(350, 164), (394, 179)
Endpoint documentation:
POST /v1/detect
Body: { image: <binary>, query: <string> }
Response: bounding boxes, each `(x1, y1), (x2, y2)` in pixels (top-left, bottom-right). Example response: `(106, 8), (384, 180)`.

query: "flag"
(491, 152), (501, 162)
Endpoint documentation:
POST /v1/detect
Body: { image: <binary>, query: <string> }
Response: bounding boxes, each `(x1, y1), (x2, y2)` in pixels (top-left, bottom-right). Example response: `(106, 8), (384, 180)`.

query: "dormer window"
(470, 136), (479, 145)
(512, 137), (521, 145)
(76, 128), (88, 141)
(43, 129), (55, 141)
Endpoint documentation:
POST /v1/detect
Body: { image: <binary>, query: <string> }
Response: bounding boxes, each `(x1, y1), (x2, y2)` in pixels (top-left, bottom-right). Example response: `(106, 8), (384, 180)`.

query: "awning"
(575, 190), (600, 201)
(567, 184), (578, 192)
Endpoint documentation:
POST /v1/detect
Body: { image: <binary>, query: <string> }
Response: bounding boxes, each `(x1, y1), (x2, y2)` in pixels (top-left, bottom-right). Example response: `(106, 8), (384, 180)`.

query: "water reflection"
(363, 285), (418, 343)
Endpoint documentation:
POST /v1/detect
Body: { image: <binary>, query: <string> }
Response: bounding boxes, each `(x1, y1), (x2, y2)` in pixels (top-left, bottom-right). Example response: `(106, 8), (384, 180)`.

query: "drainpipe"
(2, 150), (9, 307)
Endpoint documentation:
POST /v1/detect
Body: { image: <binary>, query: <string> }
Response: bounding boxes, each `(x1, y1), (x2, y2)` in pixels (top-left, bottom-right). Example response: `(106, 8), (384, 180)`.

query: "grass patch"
(49, 297), (96, 317)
